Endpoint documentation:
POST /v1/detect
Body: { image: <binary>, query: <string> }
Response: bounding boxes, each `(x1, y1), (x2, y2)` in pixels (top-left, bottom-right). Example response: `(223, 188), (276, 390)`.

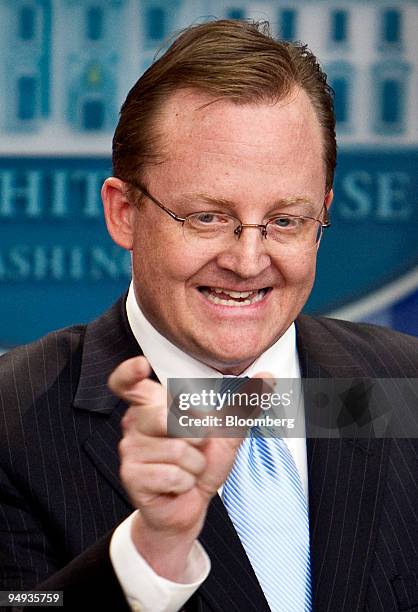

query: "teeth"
(212, 288), (255, 298)
(202, 288), (267, 307)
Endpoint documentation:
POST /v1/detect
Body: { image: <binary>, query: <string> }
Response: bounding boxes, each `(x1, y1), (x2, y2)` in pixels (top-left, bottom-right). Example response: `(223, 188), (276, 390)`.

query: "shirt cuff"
(110, 511), (211, 612)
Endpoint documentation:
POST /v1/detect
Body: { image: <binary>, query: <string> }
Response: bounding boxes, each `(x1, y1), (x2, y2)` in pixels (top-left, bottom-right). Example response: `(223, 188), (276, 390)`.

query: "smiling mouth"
(199, 286), (271, 306)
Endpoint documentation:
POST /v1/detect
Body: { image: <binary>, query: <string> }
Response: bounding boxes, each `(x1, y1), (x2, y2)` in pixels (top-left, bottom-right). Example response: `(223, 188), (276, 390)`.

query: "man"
(1, 19), (417, 612)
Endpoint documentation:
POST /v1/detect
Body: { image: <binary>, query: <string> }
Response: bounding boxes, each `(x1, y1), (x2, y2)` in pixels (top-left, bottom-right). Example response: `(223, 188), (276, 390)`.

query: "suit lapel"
(82, 400), (132, 505)
(72, 297), (140, 506)
(197, 495), (270, 612)
(296, 316), (390, 611)
(306, 435), (390, 611)
(73, 295), (140, 414)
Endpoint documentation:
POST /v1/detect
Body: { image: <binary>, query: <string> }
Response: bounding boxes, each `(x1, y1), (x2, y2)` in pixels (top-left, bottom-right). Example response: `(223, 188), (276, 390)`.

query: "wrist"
(131, 512), (202, 582)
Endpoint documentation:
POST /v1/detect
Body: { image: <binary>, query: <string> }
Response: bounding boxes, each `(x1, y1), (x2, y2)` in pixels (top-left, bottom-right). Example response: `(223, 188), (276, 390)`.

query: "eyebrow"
(177, 193), (318, 214)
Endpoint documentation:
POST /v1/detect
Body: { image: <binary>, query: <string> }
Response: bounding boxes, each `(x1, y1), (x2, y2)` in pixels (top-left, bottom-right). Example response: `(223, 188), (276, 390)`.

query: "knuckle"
(194, 452), (207, 473)
(138, 378), (162, 399)
(164, 466), (182, 489)
(119, 462), (137, 487)
(155, 412), (168, 435)
(118, 436), (131, 457)
(130, 356), (147, 376)
(167, 439), (187, 462)
(118, 432), (142, 458)
(121, 411), (135, 431)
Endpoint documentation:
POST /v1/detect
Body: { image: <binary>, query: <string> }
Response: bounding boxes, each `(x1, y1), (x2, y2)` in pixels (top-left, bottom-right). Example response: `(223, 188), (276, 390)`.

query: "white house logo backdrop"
(0, 0), (417, 349)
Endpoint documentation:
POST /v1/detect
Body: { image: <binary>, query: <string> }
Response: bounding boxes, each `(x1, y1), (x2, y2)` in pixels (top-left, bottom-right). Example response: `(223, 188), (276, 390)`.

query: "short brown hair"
(113, 19), (336, 193)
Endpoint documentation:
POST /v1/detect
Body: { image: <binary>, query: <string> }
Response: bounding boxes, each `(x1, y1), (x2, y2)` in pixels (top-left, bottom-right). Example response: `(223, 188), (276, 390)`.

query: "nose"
(215, 226), (272, 278)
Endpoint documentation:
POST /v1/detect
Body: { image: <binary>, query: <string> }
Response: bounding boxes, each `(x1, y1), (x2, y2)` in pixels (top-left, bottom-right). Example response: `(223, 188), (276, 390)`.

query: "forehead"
(149, 88), (326, 204)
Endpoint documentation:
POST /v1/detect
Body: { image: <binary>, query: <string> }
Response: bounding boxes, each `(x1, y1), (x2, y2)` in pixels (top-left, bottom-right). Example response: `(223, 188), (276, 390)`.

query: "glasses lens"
(183, 212), (240, 243)
(182, 212), (325, 253)
(266, 217), (323, 252)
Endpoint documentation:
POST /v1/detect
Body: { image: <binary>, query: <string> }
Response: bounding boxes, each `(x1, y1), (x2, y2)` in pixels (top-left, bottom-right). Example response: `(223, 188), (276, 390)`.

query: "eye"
(196, 213), (217, 224)
(191, 212), (232, 226)
(271, 216), (301, 229)
(275, 217), (291, 228)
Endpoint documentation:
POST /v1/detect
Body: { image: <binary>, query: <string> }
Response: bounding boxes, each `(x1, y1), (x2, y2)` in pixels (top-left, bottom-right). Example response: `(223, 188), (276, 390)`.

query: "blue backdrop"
(1, 0), (417, 350)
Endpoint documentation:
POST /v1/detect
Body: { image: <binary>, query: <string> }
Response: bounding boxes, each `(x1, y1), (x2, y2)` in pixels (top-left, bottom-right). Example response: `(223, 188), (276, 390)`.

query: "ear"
(325, 188), (334, 210)
(101, 177), (135, 251)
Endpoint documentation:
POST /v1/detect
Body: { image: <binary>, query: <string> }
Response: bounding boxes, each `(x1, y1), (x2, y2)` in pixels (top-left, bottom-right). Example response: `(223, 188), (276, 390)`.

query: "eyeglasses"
(127, 180), (331, 254)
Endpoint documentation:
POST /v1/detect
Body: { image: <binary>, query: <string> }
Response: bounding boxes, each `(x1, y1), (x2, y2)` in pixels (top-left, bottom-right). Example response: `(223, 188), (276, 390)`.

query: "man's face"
(130, 88), (331, 374)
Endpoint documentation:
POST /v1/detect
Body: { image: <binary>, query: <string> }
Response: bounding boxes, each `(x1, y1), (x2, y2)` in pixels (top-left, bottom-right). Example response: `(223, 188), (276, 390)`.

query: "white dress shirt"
(110, 283), (307, 612)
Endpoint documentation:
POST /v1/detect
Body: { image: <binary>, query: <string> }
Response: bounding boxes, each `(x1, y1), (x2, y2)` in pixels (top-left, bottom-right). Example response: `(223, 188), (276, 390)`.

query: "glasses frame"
(126, 180), (331, 245)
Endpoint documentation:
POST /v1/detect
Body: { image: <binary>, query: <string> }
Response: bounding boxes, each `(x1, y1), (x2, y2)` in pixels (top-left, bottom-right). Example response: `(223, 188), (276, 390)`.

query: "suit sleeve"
(0, 466), (127, 609)
(35, 533), (130, 611)
(0, 465), (60, 589)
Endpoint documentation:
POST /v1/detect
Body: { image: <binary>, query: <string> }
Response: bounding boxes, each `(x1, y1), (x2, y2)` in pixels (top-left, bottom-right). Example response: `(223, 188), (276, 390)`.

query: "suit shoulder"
(297, 315), (418, 376)
(0, 325), (86, 421)
(301, 315), (417, 347)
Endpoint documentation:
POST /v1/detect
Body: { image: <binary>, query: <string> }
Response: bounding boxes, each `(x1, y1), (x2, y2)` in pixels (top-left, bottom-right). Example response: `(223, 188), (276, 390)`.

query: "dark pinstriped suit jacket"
(0, 296), (417, 611)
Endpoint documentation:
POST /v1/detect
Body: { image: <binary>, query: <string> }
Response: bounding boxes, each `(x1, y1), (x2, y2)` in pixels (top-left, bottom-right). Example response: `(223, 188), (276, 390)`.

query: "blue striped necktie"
(222, 426), (312, 611)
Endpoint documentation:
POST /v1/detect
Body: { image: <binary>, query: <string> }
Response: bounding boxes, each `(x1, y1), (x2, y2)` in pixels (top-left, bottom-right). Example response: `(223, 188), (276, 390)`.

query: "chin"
(196, 341), (264, 372)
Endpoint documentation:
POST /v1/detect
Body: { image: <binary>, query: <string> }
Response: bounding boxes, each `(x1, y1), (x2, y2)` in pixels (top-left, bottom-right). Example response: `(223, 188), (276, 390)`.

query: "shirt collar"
(126, 282), (300, 386)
